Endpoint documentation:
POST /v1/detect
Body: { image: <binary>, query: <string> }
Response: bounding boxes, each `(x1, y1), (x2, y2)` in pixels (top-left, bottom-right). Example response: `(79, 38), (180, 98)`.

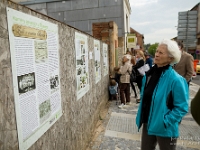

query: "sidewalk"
(87, 82), (200, 150)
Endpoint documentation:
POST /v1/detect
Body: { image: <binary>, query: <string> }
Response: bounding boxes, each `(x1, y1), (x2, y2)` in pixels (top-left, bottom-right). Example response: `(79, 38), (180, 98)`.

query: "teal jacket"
(136, 66), (189, 138)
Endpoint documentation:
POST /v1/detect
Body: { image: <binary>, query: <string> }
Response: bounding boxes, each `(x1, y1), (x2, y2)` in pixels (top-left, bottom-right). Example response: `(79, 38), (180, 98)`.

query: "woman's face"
(154, 44), (173, 67)
(136, 52), (141, 58)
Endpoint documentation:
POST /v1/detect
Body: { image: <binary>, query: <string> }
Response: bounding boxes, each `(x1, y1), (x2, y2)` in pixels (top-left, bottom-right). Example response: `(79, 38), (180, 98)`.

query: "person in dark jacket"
(133, 50), (146, 103)
(145, 52), (153, 69)
(113, 67), (121, 84)
(191, 88), (200, 126)
(136, 39), (189, 150)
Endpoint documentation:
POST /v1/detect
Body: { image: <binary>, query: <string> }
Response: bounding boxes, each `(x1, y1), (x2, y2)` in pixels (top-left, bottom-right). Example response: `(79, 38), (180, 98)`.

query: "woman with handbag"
(133, 50), (146, 103)
(118, 55), (132, 108)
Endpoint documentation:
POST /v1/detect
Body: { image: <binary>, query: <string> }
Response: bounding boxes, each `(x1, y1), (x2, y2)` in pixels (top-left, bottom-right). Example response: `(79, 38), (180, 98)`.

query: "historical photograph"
(77, 74), (88, 90)
(50, 74), (59, 90)
(34, 40), (48, 63)
(17, 73), (36, 94)
(39, 99), (51, 124)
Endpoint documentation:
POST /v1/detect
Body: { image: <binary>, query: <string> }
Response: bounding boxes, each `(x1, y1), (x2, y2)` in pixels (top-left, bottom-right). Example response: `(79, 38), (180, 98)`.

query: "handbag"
(137, 64), (150, 76)
(127, 69), (137, 82)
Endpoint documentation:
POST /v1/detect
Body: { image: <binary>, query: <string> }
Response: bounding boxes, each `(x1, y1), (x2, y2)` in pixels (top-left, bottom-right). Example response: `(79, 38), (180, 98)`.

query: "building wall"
(196, 5), (200, 59)
(92, 21), (118, 75)
(25, 0), (124, 37)
(137, 34), (144, 50)
(23, 0), (131, 53)
(118, 37), (125, 66)
(123, 0), (131, 54)
(0, 0), (109, 149)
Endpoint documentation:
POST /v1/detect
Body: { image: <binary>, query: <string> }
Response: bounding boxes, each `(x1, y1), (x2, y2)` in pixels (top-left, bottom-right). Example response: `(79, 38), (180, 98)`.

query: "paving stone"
(90, 83), (200, 150)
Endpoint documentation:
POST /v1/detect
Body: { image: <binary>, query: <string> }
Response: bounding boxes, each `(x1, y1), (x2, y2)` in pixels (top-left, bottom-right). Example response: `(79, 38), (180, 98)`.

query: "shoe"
(126, 102), (131, 105)
(136, 99), (140, 103)
(118, 103), (125, 108)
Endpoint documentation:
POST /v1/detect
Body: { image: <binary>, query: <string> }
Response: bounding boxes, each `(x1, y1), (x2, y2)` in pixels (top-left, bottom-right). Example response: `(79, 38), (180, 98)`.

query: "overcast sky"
(129, 0), (200, 44)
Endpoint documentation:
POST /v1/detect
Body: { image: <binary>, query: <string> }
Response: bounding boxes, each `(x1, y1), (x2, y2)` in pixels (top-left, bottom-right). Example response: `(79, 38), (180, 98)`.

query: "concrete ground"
(87, 82), (200, 150)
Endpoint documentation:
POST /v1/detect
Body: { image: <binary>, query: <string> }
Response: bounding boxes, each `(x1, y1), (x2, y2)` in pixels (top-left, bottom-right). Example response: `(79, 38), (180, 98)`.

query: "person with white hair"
(136, 39), (189, 150)
(118, 55), (132, 108)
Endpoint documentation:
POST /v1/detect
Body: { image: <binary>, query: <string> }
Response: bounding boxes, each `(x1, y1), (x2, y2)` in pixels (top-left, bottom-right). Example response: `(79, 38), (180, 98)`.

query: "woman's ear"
(168, 57), (174, 63)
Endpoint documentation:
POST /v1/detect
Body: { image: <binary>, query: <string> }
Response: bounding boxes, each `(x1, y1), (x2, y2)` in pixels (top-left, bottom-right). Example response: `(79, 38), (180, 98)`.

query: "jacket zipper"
(147, 72), (165, 130)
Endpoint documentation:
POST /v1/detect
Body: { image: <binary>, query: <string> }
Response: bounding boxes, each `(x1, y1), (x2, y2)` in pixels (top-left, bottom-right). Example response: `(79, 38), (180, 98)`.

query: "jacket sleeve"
(120, 63), (132, 74)
(185, 55), (194, 82)
(133, 59), (144, 70)
(163, 77), (189, 127)
(191, 89), (200, 126)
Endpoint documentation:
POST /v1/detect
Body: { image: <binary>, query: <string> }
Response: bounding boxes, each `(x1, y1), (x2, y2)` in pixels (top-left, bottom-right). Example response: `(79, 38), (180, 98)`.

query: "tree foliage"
(148, 43), (158, 57)
(144, 43), (151, 51)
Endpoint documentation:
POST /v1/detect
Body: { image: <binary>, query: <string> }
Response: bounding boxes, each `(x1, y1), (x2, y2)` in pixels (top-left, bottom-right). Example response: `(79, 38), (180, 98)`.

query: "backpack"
(128, 68), (137, 82)
(109, 86), (117, 95)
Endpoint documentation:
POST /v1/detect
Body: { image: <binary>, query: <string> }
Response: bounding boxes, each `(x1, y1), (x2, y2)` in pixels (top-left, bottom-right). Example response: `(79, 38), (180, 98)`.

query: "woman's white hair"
(159, 39), (181, 65)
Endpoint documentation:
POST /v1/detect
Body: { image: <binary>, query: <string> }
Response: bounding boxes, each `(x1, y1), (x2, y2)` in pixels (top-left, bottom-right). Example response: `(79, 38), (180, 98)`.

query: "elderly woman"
(136, 39), (189, 150)
(118, 55), (132, 108)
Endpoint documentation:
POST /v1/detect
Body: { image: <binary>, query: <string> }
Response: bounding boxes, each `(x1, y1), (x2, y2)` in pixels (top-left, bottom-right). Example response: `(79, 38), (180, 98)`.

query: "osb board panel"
(0, 0), (109, 150)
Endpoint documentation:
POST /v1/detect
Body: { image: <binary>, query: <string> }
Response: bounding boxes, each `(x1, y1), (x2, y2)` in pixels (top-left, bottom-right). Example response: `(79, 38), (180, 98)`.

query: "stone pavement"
(88, 82), (200, 150)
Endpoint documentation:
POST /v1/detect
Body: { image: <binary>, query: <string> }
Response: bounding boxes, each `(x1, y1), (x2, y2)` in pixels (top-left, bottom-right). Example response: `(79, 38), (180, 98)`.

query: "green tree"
(148, 43), (158, 57)
(144, 43), (151, 51)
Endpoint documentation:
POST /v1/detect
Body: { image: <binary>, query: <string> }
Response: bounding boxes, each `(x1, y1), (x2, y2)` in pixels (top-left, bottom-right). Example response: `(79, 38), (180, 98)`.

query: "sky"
(129, 0), (200, 44)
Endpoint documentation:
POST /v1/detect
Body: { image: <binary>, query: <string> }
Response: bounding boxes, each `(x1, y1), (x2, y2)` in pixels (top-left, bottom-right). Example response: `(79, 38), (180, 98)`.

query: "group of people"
(109, 39), (200, 150)
(109, 48), (153, 107)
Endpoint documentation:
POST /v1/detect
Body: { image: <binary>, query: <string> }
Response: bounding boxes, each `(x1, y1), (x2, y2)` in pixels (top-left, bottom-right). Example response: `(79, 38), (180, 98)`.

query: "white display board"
(127, 34), (137, 48)
(103, 43), (108, 76)
(94, 39), (101, 83)
(75, 32), (89, 100)
(7, 7), (62, 150)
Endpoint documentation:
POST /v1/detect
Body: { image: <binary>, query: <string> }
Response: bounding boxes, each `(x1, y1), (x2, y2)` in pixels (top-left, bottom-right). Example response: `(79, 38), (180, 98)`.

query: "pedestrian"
(108, 79), (118, 100)
(136, 39), (189, 150)
(174, 41), (194, 86)
(130, 57), (138, 98)
(133, 50), (146, 103)
(118, 55), (132, 108)
(113, 67), (121, 84)
(191, 88), (200, 126)
(126, 51), (138, 98)
(145, 52), (153, 68)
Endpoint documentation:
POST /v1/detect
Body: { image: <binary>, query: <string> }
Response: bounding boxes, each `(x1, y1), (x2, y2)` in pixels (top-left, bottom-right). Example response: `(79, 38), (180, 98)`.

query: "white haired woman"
(118, 55), (132, 108)
(136, 39), (189, 150)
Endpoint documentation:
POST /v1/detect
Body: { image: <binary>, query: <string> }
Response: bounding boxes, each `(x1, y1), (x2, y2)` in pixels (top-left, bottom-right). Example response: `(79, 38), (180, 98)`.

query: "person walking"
(136, 39), (189, 150)
(174, 41), (194, 86)
(118, 55), (132, 108)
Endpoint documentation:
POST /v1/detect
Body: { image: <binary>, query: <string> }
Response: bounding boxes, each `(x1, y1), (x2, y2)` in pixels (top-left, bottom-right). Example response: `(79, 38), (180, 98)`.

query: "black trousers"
(119, 83), (130, 104)
(130, 82), (137, 97)
(136, 76), (143, 91)
(141, 124), (177, 150)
